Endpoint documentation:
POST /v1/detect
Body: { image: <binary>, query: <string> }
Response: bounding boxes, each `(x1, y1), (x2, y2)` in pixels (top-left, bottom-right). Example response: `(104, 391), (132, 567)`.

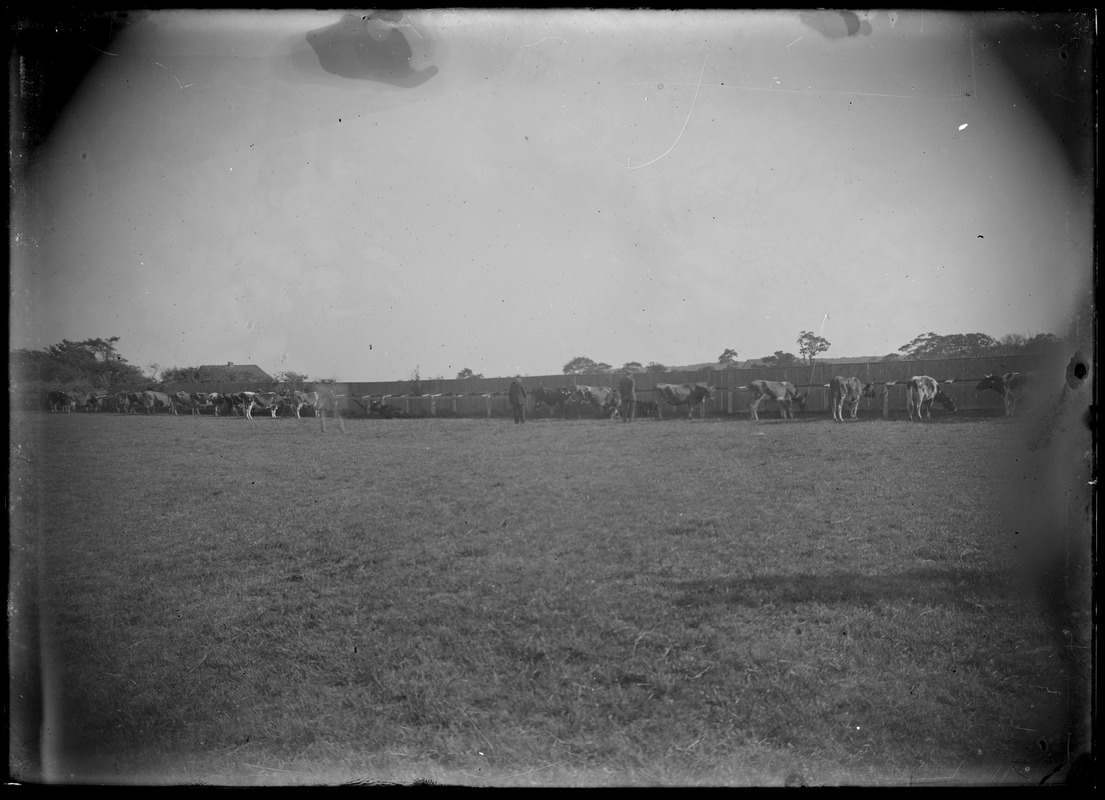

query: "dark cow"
(141, 390), (176, 415)
(571, 385), (621, 419)
(618, 374), (637, 422)
(63, 390), (96, 412)
(114, 391), (142, 414)
(747, 380), (805, 420)
(282, 390), (320, 419)
(237, 391), (282, 420)
(976, 372), (1037, 417)
(828, 376), (877, 422)
(532, 385), (573, 418)
(901, 376), (956, 422)
(653, 383), (712, 420)
(47, 391), (74, 413)
(369, 399), (408, 419)
(508, 380), (528, 424)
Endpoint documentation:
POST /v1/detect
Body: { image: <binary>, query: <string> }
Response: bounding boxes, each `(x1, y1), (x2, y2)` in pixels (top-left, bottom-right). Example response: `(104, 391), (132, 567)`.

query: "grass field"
(8, 410), (1094, 786)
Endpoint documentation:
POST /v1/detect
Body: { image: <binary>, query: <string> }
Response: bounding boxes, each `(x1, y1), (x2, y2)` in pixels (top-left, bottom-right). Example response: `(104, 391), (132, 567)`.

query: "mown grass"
(9, 411), (1092, 786)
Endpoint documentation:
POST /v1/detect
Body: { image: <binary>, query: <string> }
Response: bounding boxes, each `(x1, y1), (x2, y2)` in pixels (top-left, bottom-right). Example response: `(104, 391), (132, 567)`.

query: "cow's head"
(861, 383), (877, 398)
(935, 390), (957, 412)
(975, 374), (1004, 393)
(792, 392), (808, 409)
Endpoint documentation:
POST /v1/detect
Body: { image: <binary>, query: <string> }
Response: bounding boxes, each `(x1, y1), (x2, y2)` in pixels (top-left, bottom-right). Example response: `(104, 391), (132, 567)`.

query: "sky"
(11, 10), (1095, 382)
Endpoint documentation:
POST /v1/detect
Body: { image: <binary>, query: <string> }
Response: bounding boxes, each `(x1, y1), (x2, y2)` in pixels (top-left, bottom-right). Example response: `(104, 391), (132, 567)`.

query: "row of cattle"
(529, 371), (1036, 422)
(46, 389), (353, 419)
(43, 371), (1035, 421)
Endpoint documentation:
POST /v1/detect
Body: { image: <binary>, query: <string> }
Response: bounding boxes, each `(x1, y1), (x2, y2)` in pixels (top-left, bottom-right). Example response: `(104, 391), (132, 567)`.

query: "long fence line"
(19, 354), (1056, 418)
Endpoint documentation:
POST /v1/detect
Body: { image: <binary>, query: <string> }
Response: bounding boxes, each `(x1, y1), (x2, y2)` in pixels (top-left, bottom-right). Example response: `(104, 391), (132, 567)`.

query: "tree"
(620, 362), (644, 373)
(456, 368), (483, 380)
(761, 351), (799, 368)
(994, 332), (1063, 357)
(797, 331), (831, 365)
(404, 365), (425, 396)
(646, 362), (669, 373)
(563, 356), (611, 375)
(16, 336), (146, 388)
(898, 332), (998, 360)
(273, 370), (310, 389)
(718, 348), (740, 368)
(881, 353), (901, 362)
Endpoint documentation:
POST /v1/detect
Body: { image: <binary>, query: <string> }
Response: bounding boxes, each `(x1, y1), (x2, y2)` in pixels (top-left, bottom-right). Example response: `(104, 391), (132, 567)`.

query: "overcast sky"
(11, 10), (1094, 381)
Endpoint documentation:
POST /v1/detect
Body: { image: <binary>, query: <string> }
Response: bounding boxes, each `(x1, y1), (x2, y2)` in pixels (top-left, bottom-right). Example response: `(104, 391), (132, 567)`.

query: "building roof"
(198, 363), (273, 381)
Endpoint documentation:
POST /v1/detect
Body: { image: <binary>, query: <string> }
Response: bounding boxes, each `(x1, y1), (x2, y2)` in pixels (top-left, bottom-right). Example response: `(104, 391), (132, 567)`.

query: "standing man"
(508, 379), (528, 424)
(317, 388), (347, 433)
(618, 373), (637, 422)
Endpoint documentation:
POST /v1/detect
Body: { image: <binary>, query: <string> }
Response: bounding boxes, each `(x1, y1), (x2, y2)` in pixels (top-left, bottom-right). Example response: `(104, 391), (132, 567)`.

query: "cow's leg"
(749, 397), (760, 421)
(245, 403), (253, 420)
(655, 401), (663, 420)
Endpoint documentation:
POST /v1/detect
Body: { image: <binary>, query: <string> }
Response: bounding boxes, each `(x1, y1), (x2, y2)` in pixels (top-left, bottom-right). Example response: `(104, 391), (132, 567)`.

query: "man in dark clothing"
(618, 373), (637, 422)
(508, 379), (528, 424)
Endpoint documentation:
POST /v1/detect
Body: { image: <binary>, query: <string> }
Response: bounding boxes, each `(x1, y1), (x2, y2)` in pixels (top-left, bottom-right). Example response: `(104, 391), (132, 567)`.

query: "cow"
(571, 385), (621, 419)
(828, 376), (877, 422)
(237, 391), (282, 420)
(282, 390), (320, 419)
(62, 390), (96, 412)
(976, 372), (1037, 417)
(169, 391), (200, 415)
(900, 376), (956, 422)
(46, 391), (73, 413)
(141, 390), (176, 415)
(653, 383), (713, 420)
(189, 392), (223, 415)
(114, 391), (142, 414)
(532, 385), (573, 418)
(618, 374), (637, 422)
(747, 380), (805, 420)
(508, 380), (528, 424)
(369, 399), (408, 419)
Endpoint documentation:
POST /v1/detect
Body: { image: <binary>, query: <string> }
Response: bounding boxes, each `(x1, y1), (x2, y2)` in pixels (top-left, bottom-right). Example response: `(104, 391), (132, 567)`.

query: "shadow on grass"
(673, 565), (1009, 610)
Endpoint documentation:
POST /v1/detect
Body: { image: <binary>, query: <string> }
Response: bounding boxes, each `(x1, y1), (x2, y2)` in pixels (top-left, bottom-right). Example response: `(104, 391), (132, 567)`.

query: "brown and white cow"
(653, 383), (712, 420)
(976, 372), (1037, 417)
(141, 390), (177, 415)
(828, 376), (877, 422)
(236, 391), (282, 420)
(747, 380), (806, 420)
(282, 390), (320, 419)
(532, 385), (574, 418)
(900, 376), (956, 422)
(570, 385), (621, 419)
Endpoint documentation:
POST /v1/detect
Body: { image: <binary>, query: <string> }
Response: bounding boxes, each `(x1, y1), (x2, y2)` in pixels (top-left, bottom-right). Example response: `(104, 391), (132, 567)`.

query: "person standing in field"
(618, 373), (637, 422)
(316, 388), (347, 433)
(508, 379), (528, 424)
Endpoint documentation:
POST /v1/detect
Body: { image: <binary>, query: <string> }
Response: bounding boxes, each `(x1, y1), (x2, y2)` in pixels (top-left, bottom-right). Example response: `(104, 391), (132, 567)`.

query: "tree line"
(10, 329), (1064, 399)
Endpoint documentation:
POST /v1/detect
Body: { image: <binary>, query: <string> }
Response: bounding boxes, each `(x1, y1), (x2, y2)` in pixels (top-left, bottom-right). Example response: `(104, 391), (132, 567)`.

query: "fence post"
(429, 395), (436, 417)
(883, 387), (890, 420)
(486, 394), (492, 418)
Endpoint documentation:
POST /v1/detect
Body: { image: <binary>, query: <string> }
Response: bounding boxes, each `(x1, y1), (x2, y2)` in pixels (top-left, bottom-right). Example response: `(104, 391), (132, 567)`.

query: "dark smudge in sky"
(306, 12), (439, 88)
(799, 10), (871, 38)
